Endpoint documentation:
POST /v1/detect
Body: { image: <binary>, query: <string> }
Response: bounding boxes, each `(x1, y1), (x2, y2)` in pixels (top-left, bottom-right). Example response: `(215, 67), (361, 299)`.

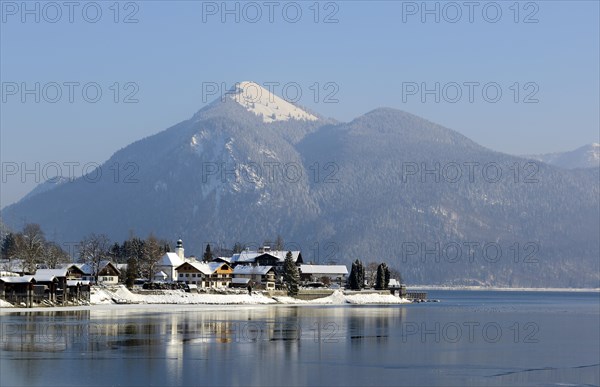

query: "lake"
(1, 290), (598, 386)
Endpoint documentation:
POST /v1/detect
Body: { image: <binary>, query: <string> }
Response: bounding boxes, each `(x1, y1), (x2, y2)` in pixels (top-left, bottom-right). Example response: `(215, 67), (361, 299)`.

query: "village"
(0, 239), (418, 308)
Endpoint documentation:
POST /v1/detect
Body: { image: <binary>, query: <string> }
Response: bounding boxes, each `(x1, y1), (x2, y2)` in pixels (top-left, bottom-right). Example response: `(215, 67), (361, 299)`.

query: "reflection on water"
(1, 291), (599, 386)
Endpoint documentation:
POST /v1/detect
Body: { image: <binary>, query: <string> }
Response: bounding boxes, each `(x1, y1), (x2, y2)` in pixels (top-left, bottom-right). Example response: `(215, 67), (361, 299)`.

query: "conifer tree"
(283, 251), (300, 296)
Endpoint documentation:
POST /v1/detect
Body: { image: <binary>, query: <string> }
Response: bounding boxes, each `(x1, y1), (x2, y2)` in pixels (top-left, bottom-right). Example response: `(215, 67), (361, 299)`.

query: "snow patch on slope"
(230, 81), (318, 124)
(589, 143), (599, 161)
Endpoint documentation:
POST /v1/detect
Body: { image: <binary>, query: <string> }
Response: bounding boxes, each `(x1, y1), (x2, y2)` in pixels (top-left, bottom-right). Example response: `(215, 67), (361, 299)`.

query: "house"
(33, 268), (73, 290)
(232, 265), (276, 290)
(213, 256), (232, 265)
(229, 250), (261, 265)
(157, 252), (184, 282)
(299, 264), (348, 285)
(77, 261), (121, 284)
(54, 264), (87, 280)
(97, 262), (120, 284)
(175, 261), (232, 288)
(230, 247), (303, 268)
(388, 279), (405, 297)
(1, 269), (90, 305)
(0, 275), (36, 304)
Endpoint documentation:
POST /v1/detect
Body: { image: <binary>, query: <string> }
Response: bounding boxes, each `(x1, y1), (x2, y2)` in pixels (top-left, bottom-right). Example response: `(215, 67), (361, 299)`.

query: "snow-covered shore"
(90, 286), (411, 306)
(0, 286), (410, 312)
(0, 299), (13, 308)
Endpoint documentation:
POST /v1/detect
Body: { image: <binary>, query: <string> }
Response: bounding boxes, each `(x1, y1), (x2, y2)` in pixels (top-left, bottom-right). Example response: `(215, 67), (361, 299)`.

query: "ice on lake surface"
(1, 290), (598, 386)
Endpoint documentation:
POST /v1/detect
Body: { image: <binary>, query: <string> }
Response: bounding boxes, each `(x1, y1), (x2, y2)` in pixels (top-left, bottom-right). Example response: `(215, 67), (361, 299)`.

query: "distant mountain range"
(2, 82), (598, 287)
(525, 143), (600, 169)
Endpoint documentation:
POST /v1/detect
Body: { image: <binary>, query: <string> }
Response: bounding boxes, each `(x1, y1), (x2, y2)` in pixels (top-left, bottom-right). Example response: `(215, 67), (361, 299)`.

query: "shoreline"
(0, 287), (411, 312)
(0, 297), (412, 314)
(2, 286), (598, 313)
(407, 285), (600, 292)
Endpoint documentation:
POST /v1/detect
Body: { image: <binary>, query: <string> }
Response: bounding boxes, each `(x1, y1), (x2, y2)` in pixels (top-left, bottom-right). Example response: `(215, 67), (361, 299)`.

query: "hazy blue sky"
(1, 0), (599, 207)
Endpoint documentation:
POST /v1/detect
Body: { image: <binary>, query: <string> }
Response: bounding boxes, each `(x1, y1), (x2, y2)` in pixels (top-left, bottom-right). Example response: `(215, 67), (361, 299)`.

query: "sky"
(1, 0), (599, 207)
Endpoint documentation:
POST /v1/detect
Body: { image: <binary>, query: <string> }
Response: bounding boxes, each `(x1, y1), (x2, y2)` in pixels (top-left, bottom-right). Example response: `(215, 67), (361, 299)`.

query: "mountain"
(19, 176), (70, 202)
(526, 143), (600, 169)
(2, 82), (599, 287)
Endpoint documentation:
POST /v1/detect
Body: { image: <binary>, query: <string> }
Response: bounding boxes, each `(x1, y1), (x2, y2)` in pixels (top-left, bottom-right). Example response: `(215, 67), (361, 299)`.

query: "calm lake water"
(1, 290), (599, 386)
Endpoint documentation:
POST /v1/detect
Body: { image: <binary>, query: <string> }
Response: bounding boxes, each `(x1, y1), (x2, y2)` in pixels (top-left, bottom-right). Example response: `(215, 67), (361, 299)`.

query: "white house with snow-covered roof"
(175, 261), (232, 288)
(156, 239), (187, 282)
(232, 265), (276, 290)
(299, 264), (348, 284)
(158, 253), (184, 282)
(70, 261), (119, 284)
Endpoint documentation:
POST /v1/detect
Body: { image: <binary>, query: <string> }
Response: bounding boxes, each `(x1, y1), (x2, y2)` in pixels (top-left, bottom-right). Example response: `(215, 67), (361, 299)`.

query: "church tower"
(175, 239), (185, 259)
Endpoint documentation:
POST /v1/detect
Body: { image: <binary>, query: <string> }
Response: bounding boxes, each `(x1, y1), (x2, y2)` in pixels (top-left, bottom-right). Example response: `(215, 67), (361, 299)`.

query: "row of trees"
(84, 234), (171, 286)
(348, 259), (398, 290)
(0, 224), (171, 283)
(1, 224), (70, 273)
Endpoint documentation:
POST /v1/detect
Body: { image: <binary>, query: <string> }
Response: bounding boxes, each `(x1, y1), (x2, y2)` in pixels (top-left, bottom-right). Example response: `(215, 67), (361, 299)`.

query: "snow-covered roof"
(231, 277), (251, 284)
(233, 265), (274, 275)
(261, 251), (301, 262)
(154, 271), (168, 278)
(0, 275), (35, 283)
(230, 251), (261, 264)
(75, 261), (120, 275)
(299, 265), (348, 275)
(230, 250), (301, 264)
(77, 263), (92, 275)
(388, 279), (401, 287)
(158, 253), (184, 267)
(177, 261), (228, 275)
(35, 268), (68, 277)
(32, 274), (57, 282)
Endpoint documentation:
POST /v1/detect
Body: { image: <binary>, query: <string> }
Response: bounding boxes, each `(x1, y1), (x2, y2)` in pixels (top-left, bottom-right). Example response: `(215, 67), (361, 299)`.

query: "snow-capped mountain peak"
(228, 81), (318, 124)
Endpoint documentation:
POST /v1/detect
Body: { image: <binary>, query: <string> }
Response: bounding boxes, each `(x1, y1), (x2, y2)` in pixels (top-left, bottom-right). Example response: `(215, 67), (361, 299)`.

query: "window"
(186, 273), (189, 277)
(192, 273), (196, 278)
(179, 273), (183, 277)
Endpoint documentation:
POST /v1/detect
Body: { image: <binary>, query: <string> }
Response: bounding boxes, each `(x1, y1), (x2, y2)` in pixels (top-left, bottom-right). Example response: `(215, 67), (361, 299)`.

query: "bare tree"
(389, 267), (403, 284)
(78, 234), (110, 280)
(274, 235), (284, 251)
(142, 234), (164, 281)
(365, 262), (379, 288)
(19, 224), (46, 273)
(43, 242), (70, 269)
